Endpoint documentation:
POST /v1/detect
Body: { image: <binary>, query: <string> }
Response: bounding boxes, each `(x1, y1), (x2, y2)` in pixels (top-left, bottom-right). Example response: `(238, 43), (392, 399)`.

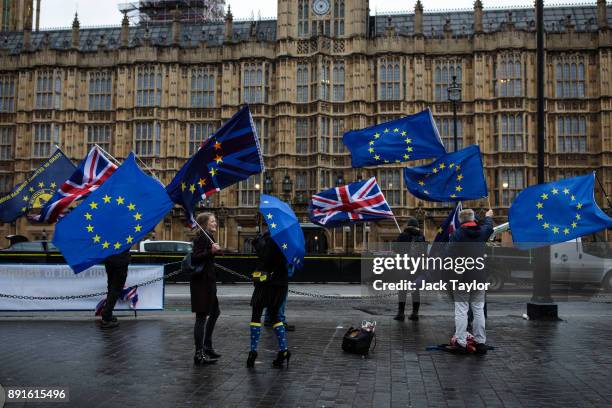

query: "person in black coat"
(100, 250), (131, 329)
(247, 228), (291, 369)
(393, 217), (428, 321)
(190, 212), (221, 365)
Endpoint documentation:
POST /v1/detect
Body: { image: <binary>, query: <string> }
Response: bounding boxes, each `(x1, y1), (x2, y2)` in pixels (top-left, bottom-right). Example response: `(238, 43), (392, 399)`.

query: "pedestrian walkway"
(1, 288), (612, 407)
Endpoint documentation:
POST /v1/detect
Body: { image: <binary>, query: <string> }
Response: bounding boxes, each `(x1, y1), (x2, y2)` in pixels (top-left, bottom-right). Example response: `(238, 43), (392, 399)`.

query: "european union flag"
(53, 153), (173, 273)
(342, 108), (446, 168)
(403, 145), (487, 202)
(509, 173), (612, 249)
(259, 195), (305, 275)
(0, 148), (76, 223)
(166, 105), (264, 226)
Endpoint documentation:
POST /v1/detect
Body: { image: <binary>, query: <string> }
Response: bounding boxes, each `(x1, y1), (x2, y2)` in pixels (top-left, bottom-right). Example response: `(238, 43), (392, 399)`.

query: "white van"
(138, 240), (192, 253)
(489, 222), (612, 291)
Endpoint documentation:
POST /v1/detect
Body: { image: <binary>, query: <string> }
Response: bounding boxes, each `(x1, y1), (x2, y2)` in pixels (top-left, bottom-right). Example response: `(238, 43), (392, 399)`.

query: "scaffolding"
(118, 0), (225, 24)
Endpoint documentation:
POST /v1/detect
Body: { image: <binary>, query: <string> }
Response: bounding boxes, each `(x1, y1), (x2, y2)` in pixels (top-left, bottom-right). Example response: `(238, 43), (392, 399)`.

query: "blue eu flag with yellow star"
(342, 108), (446, 168)
(166, 105), (264, 226)
(509, 173), (612, 249)
(403, 145), (487, 202)
(0, 148), (75, 223)
(53, 153), (173, 273)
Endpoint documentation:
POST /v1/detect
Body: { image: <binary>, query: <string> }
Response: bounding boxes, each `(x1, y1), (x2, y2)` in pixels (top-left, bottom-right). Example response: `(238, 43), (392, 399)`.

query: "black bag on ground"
(342, 321), (376, 355)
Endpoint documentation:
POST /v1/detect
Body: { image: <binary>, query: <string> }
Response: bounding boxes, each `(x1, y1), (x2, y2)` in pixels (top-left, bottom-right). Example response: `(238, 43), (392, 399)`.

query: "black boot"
(246, 351), (258, 368)
(272, 350), (291, 368)
(194, 349), (217, 366)
(393, 302), (406, 321)
(408, 302), (420, 321)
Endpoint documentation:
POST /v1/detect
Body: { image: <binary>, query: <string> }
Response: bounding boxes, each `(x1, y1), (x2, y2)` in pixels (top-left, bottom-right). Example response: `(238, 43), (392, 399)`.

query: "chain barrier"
(1, 261), (610, 302)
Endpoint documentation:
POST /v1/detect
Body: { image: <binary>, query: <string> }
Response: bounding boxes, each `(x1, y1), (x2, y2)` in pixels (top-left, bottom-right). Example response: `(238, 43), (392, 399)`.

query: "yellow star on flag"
(407, 147), (413, 152)
(134, 212), (142, 221)
(86, 224), (94, 232)
(20, 207), (26, 212)
(102, 241), (110, 249)
(198, 178), (206, 187)
(449, 163), (455, 168)
(423, 190), (429, 195)
(84, 212), (92, 220)
(214, 155), (223, 164)
(89, 202), (98, 209)
(541, 193), (548, 200)
(374, 133), (380, 139)
(403, 154), (409, 160)
(267, 213), (273, 219)
(38, 182), (44, 188)
(393, 128), (399, 132)
(576, 203), (583, 209)
(571, 195), (576, 201)
(384, 128), (389, 133)
(271, 223), (277, 229)
(116, 196), (125, 205)
(50, 182), (56, 188)
(29, 187), (34, 192)
(126, 236), (134, 244)
(374, 155), (380, 160)
(543, 223), (550, 229)
(93, 235), (101, 243)
(457, 174), (463, 181)
(418, 181), (425, 186)
(563, 228), (570, 235)
(114, 242), (121, 249)
(552, 226), (560, 234)
(368, 148), (374, 153)
(450, 194), (457, 198)
(563, 188), (570, 195)
(134, 224), (142, 232)
(282, 243), (288, 250)
(181, 182), (186, 191)
(432, 168), (438, 174)
(576, 214), (581, 220)
(189, 184), (196, 193)
(405, 138), (412, 144)
(439, 163), (446, 169)
(214, 141), (222, 150)
(369, 141), (374, 146)
(536, 213), (543, 220)
(210, 168), (217, 177)
(103, 195), (111, 204)
(552, 188), (559, 195)
(536, 202), (543, 209)
(401, 131), (407, 136)
(455, 186), (463, 192)
(571, 222), (577, 228)
(23, 196), (29, 201)
(455, 165), (461, 171)
(127, 203), (136, 211)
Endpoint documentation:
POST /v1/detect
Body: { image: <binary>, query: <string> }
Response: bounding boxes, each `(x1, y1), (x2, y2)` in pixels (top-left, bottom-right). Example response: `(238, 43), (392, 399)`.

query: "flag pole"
(486, 195), (492, 209)
(392, 215), (402, 233)
(193, 219), (217, 246)
(134, 154), (162, 184)
(94, 144), (122, 167)
(595, 173), (612, 209)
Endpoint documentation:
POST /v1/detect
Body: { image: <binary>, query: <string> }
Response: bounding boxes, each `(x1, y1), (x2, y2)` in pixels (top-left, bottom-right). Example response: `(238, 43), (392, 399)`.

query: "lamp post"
(282, 174), (293, 202)
(263, 174), (273, 195)
(447, 75), (462, 152)
(237, 225), (242, 253)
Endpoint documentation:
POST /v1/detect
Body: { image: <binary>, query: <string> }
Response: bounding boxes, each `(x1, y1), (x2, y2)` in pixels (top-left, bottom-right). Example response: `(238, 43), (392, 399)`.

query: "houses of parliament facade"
(0, 0), (610, 253)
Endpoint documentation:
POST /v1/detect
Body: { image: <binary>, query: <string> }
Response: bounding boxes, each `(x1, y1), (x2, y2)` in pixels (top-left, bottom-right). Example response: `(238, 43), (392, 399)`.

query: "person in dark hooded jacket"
(393, 216), (428, 321)
(446, 208), (493, 354)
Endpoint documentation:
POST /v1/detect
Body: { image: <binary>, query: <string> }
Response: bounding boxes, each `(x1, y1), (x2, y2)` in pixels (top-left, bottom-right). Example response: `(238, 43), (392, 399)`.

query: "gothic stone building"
(0, 0), (610, 253)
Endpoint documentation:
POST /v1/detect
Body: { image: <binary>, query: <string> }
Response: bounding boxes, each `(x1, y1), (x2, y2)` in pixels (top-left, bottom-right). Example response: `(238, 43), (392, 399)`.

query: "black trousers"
(194, 296), (221, 351)
(102, 252), (130, 321)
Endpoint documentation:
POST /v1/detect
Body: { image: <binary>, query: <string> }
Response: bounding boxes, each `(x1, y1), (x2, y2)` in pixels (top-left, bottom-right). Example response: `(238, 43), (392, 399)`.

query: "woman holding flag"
(190, 212), (222, 366)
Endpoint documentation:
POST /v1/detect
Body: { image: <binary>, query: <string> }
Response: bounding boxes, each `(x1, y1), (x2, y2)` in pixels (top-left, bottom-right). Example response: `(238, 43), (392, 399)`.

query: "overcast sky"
(40, 0), (598, 28)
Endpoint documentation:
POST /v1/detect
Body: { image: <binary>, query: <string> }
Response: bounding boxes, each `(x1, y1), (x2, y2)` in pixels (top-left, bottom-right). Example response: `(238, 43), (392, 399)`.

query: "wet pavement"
(1, 284), (612, 407)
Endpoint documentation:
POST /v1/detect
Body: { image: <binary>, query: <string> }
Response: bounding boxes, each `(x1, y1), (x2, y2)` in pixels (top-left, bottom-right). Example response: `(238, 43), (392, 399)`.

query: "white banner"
(0, 264), (164, 311)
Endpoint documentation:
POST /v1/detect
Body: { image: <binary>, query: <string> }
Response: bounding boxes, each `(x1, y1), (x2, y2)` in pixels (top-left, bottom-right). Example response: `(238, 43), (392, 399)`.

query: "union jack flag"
(309, 177), (395, 227)
(95, 285), (139, 316)
(36, 146), (117, 223)
(434, 202), (463, 243)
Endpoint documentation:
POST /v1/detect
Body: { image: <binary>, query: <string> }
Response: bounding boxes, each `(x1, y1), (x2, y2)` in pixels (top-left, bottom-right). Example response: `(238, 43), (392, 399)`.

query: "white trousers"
(453, 289), (486, 346)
